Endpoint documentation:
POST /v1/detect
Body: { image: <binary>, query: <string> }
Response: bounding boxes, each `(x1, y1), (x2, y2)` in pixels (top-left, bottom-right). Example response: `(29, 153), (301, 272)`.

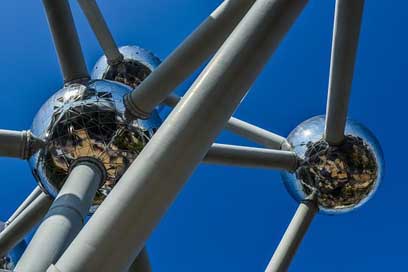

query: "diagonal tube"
(324, 0), (365, 145)
(204, 144), (298, 171)
(15, 161), (104, 272)
(77, 0), (123, 65)
(124, 0), (256, 119)
(42, 0), (89, 83)
(265, 199), (317, 272)
(51, 1), (308, 271)
(163, 94), (290, 150)
(0, 192), (52, 258)
(6, 186), (43, 226)
(225, 118), (291, 150)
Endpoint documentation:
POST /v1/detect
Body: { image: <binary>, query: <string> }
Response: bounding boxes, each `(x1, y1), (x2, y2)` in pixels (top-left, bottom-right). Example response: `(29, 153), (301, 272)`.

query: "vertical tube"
(53, 1), (308, 271)
(42, 0), (90, 83)
(15, 161), (104, 272)
(77, 0), (123, 65)
(0, 192), (52, 258)
(324, 0), (364, 145)
(265, 200), (317, 272)
(125, 0), (256, 119)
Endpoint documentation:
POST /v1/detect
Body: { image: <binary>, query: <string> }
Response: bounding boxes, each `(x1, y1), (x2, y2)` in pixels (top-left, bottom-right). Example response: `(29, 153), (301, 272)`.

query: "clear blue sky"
(0, 0), (405, 271)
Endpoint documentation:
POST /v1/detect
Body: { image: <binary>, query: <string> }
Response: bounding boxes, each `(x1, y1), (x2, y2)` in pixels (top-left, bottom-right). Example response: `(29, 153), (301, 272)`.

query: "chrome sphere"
(91, 45), (161, 89)
(29, 80), (162, 210)
(281, 116), (384, 214)
(0, 222), (27, 270)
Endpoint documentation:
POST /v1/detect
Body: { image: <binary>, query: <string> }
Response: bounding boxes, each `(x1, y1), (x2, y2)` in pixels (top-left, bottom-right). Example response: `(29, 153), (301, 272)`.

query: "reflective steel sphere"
(0, 222), (27, 270)
(29, 80), (162, 210)
(91, 45), (161, 89)
(281, 116), (384, 214)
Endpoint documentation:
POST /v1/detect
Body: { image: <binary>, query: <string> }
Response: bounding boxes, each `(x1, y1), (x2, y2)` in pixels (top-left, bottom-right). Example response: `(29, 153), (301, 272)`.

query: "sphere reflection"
(281, 116), (384, 214)
(91, 45), (161, 89)
(29, 80), (162, 210)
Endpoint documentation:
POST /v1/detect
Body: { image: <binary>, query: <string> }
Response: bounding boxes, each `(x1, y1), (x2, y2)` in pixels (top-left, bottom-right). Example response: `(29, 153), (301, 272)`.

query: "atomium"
(29, 80), (162, 210)
(281, 116), (384, 214)
(0, 0), (387, 271)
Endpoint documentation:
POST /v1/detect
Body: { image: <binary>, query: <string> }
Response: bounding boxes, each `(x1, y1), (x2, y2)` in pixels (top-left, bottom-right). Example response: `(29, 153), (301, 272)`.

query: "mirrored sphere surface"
(0, 222), (27, 270)
(281, 115), (384, 214)
(29, 80), (162, 210)
(91, 45), (161, 89)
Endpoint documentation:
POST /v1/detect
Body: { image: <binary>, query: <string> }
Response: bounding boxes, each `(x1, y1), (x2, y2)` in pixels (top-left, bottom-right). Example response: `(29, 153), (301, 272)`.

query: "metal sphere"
(29, 80), (162, 210)
(91, 45), (161, 89)
(281, 116), (384, 214)
(0, 222), (27, 270)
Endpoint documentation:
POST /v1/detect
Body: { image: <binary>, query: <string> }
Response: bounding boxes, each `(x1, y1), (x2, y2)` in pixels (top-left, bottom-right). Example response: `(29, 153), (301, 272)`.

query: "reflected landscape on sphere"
(281, 116), (384, 214)
(91, 45), (161, 89)
(29, 80), (162, 211)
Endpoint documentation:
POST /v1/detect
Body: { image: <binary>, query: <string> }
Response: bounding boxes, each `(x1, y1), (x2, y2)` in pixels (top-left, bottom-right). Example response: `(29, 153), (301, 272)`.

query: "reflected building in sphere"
(28, 45), (164, 211)
(281, 116), (384, 214)
(29, 80), (162, 211)
(92, 45), (161, 89)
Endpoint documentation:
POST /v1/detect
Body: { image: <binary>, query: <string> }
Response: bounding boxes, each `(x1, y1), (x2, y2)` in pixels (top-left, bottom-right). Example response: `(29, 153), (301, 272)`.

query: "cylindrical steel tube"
(226, 118), (291, 150)
(265, 200), (317, 272)
(6, 186), (43, 226)
(324, 0), (364, 145)
(42, 0), (89, 83)
(15, 161), (104, 272)
(0, 192), (52, 258)
(204, 144), (298, 171)
(125, 0), (256, 119)
(0, 130), (44, 159)
(77, 0), (123, 65)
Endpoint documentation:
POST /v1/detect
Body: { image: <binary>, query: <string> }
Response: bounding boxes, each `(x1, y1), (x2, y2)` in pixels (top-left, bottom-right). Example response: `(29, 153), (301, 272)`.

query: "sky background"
(0, 0), (406, 271)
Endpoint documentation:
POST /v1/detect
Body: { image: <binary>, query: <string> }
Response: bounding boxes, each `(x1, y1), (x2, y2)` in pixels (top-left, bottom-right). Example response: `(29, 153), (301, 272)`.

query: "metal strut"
(15, 160), (104, 272)
(77, 0), (124, 65)
(0, 130), (44, 160)
(124, 0), (257, 119)
(42, 0), (89, 83)
(265, 197), (318, 272)
(324, 0), (365, 145)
